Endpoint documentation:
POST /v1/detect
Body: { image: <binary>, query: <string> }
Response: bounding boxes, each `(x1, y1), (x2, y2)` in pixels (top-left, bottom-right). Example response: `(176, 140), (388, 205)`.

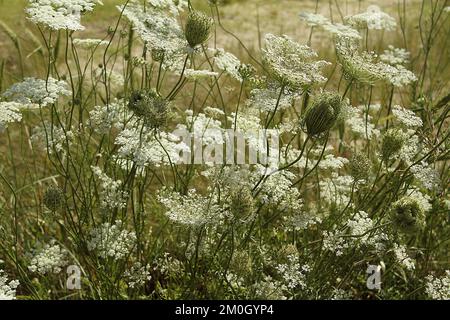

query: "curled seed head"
(230, 187), (255, 218)
(391, 196), (425, 234)
(303, 91), (342, 136)
(128, 89), (169, 130)
(381, 128), (405, 161)
(350, 152), (371, 181)
(43, 186), (64, 211)
(185, 11), (213, 48)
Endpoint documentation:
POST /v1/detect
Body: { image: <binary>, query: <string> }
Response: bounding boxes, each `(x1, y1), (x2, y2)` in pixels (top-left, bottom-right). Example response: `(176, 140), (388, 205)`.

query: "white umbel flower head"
(87, 221), (136, 260)
(392, 105), (423, 128)
(345, 5), (397, 31)
(28, 242), (69, 275)
(3, 77), (70, 107)
(425, 270), (450, 300)
(263, 33), (330, 89)
(26, 0), (101, 31)
(0, 102), (23, 131)
(0, 270), (19, 300)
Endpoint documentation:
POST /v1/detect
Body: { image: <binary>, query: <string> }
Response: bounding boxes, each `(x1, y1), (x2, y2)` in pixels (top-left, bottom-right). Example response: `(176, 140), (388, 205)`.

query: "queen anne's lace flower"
(158, 188), (225, 227)
(209, 48), (242, 82)
(425, 270), (450, 300)
(72, 38), (108, 50)
(392, 243), (415, 270)
(87, 221), (136, 260)
(3, 77), (70, 107)
(345, 5), (397, 31)
(380, 45), (410, 66)
(91, 166), (128, 210)
(392, 105), (423, 128)
(0, 270), (19, 300)
(28, 242), (69, 275)
(263, 33), (330, 89)
(0, 102), (23, 131)
(26, 0), (101, 31)
(299, 12), (361, 40)
(120, 1), (186, 57)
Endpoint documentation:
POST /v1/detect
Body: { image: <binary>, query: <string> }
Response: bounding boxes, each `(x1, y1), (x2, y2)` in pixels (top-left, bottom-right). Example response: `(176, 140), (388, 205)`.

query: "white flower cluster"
(158, 188), (224, 227)
(0, 102), (23, 131)
(26, 0), (101, 31)
(148, 0), (188, 16)
(319, 174), (354, 209)
(3, 77), (70, 107)
(73, 38), (109, 50)
(209, 48), (243, 82)
(323, 211), (387, 255)
(88, 101), (127, 134)
(184, 69), (218, 80)
(392, 243), (415, 271)
(275, 254), (310, 290)
(345, 5), (397, 31)
(28, 242), (68, 275)
(410, 162), (441, 191)
(299, 12), (361, 40)
(263, 33), (330, 88)
(120, 1), (186, 58)
(380, 45), (410, 66)
(392, 105), (423, 128)
(87, 221), (136, 260)
(31, 122), (75, 155)
(91, 166), (128, 210)
(0, 269), (19, 300)
(248, 87), (294, 113)
(124, 262), (152, 288)
(115, 128), (190, 168)
(425, 270), (450, 300)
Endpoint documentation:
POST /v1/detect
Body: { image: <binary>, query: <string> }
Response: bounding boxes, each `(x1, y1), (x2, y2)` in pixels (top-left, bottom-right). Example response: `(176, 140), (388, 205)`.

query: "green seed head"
(304, 91), (342, 136)
(128, 89), (169, 130)
(230, 187), (255, 218)
(185, 11), (213, 48)
(391, 196), (425, 234)
(43, 186), (64, 211)
(381, 128), (405, 161)
(350, 152), (371, 181)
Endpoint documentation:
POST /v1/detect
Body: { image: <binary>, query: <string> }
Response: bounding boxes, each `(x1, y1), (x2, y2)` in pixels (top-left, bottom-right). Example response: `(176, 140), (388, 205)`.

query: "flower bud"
(43, 186), (64, 211)
(391, 196), (425, 234)
(128, 89), (169, 130)
(381, 128), (405, 161)
(303, 91), (342, 136)
(185, 11), (213, 48)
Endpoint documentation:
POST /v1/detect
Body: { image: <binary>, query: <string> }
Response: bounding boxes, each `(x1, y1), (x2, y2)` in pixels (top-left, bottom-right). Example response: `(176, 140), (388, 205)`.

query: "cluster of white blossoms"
(31, 122), (75, 155)
(380, 45), (410, 66)
(28, 242), (69, 275)
(72, 38), (109, 50)
(392, 243), (415, 271)
(184, 69), (218, 80)
(343, 105), (380, 139)
(88, 101), (127, 134)
(345, 5), (397, 31)
(87, 221), (136, 260)
(275, 254), (310, 291)
(115, 128), (190, 168)
(319, 174), (354, 209)
(299, 12), (361, 40)
(392, 105), (423, 128)
(248, 87), (294, 113)
(425, 270), (450, 300)
(91, 166), (128, 210)
(0, 269), (19, 300)
(2, 77), (70, 107)
(120, 1), (186, 59)
(123, 262), (152, 288)
(263, 33), (330, 89)
(158, 188), (225, 227)
(410, 162), (442, 191)
(208, 48), (243, 82)
(323, 211), (388, 256)
(26, 0), (101, 31)
(148, 0), (188, 16)
(0, 102), (23, 131)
